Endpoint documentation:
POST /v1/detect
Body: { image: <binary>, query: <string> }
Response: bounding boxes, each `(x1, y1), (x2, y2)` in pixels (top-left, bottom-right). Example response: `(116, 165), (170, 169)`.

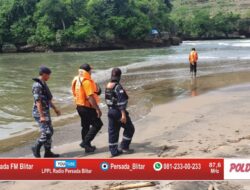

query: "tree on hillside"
(34, 0), (74, 31)
(30, 0), (77, 45)
(239, 18), (250, 37)
(0, 0), (38, 44)
(171, 4), (241, 39)
(213, 12), (240, 37)
(0, 0), (12, 44)
(192, 10), (213, 37)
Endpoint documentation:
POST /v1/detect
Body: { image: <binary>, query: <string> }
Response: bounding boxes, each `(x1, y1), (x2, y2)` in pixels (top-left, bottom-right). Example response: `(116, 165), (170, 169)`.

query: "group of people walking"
(31, 48), (198, 158)
(31, 64), (135, 158)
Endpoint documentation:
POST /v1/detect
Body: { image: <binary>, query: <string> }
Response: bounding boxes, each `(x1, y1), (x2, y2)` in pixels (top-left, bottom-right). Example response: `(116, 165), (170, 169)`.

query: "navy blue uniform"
(105, 83), (135, 156)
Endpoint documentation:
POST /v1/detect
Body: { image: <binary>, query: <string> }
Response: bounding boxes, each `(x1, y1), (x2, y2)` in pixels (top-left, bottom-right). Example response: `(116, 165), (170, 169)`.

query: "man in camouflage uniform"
(32, 66), (61, 158)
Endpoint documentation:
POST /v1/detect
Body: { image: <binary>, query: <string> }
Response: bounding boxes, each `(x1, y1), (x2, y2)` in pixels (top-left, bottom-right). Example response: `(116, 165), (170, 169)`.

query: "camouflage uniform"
(32, 78), (53, 149)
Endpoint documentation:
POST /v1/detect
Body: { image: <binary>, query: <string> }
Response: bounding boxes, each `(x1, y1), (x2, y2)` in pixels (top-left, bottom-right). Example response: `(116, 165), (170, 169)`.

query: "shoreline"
(2, 68), (250, 156)
(3, 81), (250, 189)
(17, 82), (250, 158)
(182, 36), (247, 41)
(2, 37), (250, 53)
(0, 37), (182, 53)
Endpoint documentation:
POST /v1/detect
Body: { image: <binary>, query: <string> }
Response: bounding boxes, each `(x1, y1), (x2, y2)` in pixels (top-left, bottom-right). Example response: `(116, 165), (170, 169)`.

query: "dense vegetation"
(0, 0), (249, 50)
(0, 0), (172, 47)
(171, 0), (250, 39)
(171, 9), (241, 39)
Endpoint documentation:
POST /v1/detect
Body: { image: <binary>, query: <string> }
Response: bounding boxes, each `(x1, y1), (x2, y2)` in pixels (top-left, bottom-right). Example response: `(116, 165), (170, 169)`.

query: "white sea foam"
(0, 122), (36, 140)
(218, 42), (230, 46)
(232, 43), (250, 47)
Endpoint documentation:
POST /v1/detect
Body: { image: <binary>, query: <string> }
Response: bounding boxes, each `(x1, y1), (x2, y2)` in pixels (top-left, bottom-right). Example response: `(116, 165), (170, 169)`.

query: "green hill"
(171, 0), (250, 18)
(0, 0), (248, 52)
(170, 0), (250, 39)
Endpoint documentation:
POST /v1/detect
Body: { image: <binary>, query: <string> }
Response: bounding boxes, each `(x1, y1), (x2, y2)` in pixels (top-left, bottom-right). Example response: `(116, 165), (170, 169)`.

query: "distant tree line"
(0, 0), (249, 49)
(0, 0), (172, 47)
(171, 6), (247, 39)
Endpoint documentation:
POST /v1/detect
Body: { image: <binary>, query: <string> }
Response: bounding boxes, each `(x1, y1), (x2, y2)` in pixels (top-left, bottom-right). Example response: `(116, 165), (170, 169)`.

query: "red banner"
(0, 158), (224, 180)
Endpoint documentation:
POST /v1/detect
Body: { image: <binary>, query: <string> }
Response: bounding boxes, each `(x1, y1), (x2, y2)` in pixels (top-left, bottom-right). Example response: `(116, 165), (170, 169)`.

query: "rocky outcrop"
(1, 43), (17, 53)
(17, 44), (53, 52)
(1, 36), (182, 53)
(170, 36), (182, 45)
(183, 33), (246, 40)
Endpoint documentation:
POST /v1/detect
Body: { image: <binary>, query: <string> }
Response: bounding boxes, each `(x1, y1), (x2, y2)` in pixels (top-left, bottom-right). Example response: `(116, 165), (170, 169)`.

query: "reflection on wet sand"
(139, 69), (250, 106)
(190, 78), (198, 97)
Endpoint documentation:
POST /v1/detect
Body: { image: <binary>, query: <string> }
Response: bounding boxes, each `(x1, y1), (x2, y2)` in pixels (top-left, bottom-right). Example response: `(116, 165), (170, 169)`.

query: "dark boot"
(111, 150), (123, 158)
(44, 148), (60, 158)
(84, 145), (96, 153)
(32, 141), (43, 158)
(79, 142), (96, 149)
(122, 148), (135, 154)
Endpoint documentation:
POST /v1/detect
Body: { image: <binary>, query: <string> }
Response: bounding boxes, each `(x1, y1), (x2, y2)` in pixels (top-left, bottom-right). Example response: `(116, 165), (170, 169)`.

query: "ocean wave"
(0, 121), (36, 140)
(0, 110), (26, 120)
(232, 43), (250, 47)
(218, 42), (230, 46)
(241, 56), (250, 60)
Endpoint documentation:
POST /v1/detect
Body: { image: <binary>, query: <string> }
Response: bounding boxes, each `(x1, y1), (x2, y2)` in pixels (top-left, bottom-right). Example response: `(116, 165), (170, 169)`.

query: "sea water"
(1, 39), (250, 141)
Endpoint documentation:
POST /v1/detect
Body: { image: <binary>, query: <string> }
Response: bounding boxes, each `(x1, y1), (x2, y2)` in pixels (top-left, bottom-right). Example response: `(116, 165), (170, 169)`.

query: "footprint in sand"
(173, 151), (188, 157)
(158, 145), (178, 157)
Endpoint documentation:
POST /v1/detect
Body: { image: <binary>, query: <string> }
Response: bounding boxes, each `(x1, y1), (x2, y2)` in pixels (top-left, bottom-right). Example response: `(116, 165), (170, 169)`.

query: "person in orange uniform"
(72, 64), (103, 153)
(189, 48), (199, 77)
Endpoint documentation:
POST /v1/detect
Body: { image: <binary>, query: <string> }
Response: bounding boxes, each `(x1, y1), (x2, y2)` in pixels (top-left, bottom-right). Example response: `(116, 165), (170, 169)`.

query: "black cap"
(111, 68), (122, 82)
(80, 63), (91, 72)
(39, 66), (51, 75)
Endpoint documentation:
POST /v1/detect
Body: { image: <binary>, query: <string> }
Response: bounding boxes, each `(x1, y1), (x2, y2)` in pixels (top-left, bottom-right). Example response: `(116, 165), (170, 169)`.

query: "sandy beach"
(1, 40), (250, 189)
(2, 80), (250, 189)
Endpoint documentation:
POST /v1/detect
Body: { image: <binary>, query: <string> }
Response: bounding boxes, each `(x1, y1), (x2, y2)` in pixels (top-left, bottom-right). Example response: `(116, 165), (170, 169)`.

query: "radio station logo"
(153, 162), (163, 171)
(54, 160), (77, 169)
(100, 162), (110, 171)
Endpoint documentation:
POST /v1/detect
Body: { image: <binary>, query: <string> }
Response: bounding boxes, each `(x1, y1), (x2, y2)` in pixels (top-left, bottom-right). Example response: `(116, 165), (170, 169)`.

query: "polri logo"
(54, 160), (77, 169)
(224, 159), (250, 180)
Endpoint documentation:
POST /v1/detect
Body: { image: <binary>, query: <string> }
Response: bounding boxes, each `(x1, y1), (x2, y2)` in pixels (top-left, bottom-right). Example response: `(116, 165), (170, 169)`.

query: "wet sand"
(0, 66), (250, 157)
(3, 74), (250, 189)
(2, 58), (250, 155)
(3, 69), (250, 157)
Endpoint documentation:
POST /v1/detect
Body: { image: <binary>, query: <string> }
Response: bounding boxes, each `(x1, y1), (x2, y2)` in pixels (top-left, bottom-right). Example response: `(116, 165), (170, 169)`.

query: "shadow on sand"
(59, 141), (170, 158)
